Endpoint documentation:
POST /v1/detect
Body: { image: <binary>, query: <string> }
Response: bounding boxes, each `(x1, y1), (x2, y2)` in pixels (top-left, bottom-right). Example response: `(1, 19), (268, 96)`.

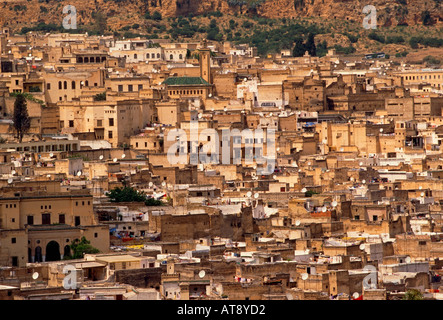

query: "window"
(69, 120), (74, 127)
(94, 233), (98, 238)
(64, 81), (67, 90)
(42, 213), (51, 225)
(419, 241), (427, 245)
(59, 214), (65, 224)
(75, 216), (80, 226)
(97, 119), (103, 127)
(47, 83), (51, 90)
(11, 257), (18, 267)
(128, 84), (133, 92)
(354, 215), (360, 220)
(27, 215), (34, 225)
(108, 131), (113, 139)
(15, 80), (19, 85)
(138, 84), (143, 91)
(71, 81), (76, 89)
(118, 85), (123, 92)
(11, 238), (16, 244)
(59, 81), (62, 90)
(109, 118), (114, 126)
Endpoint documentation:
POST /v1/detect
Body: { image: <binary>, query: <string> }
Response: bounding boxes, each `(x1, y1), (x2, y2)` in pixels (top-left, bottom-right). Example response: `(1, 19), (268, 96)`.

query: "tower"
(199, 39), (211, 84)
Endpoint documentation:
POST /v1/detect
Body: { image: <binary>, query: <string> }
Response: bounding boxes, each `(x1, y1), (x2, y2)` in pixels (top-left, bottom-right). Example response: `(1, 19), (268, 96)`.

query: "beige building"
(0, 190), (109, 267)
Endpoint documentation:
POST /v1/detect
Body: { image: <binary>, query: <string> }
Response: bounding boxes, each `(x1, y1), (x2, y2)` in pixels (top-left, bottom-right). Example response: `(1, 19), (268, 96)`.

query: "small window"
(11, 238), (16, 244)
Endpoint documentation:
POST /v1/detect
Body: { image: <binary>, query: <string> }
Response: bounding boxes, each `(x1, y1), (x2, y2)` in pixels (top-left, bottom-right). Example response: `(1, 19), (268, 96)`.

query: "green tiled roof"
(163, 76), (210, 86)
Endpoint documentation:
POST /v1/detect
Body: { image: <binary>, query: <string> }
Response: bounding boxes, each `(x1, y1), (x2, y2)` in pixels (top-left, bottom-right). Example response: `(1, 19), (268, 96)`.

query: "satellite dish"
(276, 147), (280, 152)
(419, 186), (422, 190)
(286, 293), (293, 300)
(162, 181), (166, 187)
(362, 179), (366, 184)
(340, 147), (344, 152)
(380, 128), (384, 133)
(208, 93), (212, 97)
(301, 188), (307, 193)
(149, 182), (153, 187)
(11, 170), (16, 175)
(198, 113), (202, 119)
(198, 270), (206, 278)
(7, 178), (12, 184)
(224, 107), (227, 112)
(253, 164), (257, 170)
(32, 272), (39, 280)
(301, 273), (309, 281)
(99, 155), (104, 160)
(405, 256), (411, 263)
(121, 154), (126, 159)
(254, 193), (259, 199)
(273, 175), (277, 179)
(46, 174), (51, 178)
(292, 161), (298, 167)
(421, 192), (425, 197)
(246, 191), (252, 198)
(77, 171), (82, 176)
(359, 162), (363, 166)
(322, 206), (327, 213)
(113, 158), (117, 162)
(350, 177), (354, 181)
(295, 220), (301, 226)
(359, 244), (365, 250)
(353, 292), (360, 299)
(332, 201), (338, 207)
(49, 153), (54, 157)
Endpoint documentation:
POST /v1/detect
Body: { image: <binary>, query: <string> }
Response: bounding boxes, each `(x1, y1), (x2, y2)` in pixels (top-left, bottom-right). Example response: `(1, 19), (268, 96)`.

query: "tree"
(421, 10), (433, 25)
(107, 186), (146, 202)
(403, 289), (424, 300)
(67, 237), (100, 259)
(305, 33), (316, 56)
(13, 93), (30, 143)
(152, 11), (162, 21)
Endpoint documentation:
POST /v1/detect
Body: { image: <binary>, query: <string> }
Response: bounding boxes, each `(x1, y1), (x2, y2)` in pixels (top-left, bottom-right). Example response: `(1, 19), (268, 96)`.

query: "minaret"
(199, 39), (211, 84)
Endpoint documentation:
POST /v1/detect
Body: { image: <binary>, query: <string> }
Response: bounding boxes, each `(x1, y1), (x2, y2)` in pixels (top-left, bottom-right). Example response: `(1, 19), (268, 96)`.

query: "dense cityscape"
(0, 9), (443, 301)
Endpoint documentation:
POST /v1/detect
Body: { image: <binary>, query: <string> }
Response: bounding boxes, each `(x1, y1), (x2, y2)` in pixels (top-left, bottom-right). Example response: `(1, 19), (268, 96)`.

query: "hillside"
(2, 0), (443, 31)
(2, 0), (443, 61)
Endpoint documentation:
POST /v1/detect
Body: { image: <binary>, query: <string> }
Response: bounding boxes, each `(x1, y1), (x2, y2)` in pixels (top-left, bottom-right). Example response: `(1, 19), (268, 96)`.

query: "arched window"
(58, 81), (62, 90)
(134, 54), (137, 59)
(157, 53), (160, 58)
(64, 81), (67, 90)
(179, 54), (183, 60)
(71, 81), (76, 90)
(170, 54), (173, 60)
(84, 57), (89, 63)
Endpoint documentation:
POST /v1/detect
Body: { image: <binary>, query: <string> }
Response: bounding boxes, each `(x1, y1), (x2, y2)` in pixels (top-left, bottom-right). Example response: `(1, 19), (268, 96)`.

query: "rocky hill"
(2, 0), (443, 33)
